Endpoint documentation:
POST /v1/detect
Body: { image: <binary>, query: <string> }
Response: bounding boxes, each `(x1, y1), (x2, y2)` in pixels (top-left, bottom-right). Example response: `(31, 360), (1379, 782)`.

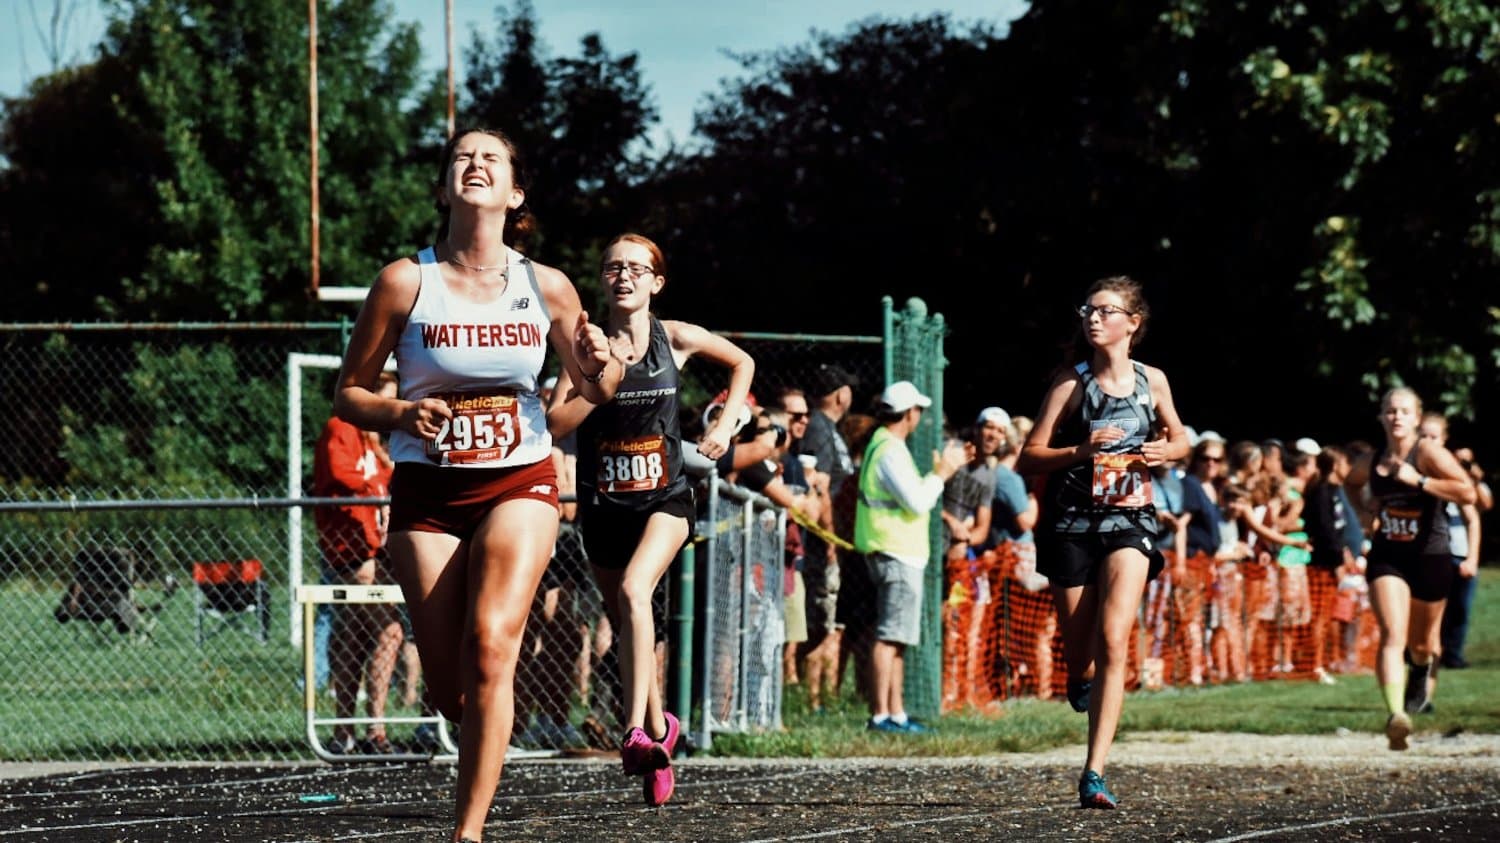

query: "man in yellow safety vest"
(854, 380), (967, 733)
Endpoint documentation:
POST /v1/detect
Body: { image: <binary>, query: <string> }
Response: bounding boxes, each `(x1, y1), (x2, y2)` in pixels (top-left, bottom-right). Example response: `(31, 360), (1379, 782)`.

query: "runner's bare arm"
(1412, 439), (1478, 506)
(1015, 373), (1091, 476)
(332, 258), (450, 440)
(1140, 366), (1191, 466)
(546, 367), (597, 438)
(666, 320), (754, 460)
(537, 263), (620, 406)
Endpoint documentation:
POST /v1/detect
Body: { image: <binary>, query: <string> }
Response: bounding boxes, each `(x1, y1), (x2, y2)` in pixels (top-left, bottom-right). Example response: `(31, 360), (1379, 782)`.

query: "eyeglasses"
(1077, 304), (1134, 320)
(1202, 455), (1224, 463)
(788, 412), (809, 422)
(601, 261), (655, 279)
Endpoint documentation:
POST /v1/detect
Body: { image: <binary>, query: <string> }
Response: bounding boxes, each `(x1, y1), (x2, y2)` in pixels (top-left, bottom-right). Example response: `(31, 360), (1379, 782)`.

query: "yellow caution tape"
(788, 507), (855, 550)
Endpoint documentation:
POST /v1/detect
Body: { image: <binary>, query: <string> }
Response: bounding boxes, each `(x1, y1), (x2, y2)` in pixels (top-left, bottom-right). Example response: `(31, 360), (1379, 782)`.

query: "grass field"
(2, 568), (1493, 763)
(709, 567), (1500, 758)
(0, 581), (315, 760)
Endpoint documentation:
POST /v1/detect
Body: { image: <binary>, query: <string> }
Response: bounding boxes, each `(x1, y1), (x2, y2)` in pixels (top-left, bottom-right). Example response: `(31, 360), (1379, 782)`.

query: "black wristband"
(582, 364), (607, 384)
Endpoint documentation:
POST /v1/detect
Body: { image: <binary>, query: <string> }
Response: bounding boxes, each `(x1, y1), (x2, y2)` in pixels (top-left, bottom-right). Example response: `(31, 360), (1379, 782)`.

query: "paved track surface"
(4, 732), (1497, 841)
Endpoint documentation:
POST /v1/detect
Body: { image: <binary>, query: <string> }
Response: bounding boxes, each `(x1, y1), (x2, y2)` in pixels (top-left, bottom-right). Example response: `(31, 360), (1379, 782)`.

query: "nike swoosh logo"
(647, 365), (668, 377)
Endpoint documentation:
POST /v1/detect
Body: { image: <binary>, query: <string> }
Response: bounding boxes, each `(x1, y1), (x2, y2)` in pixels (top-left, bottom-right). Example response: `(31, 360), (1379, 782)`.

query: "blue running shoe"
(1079, 770), (1117, 809)
(866, 718), (907, 734)
(899, 718), (935, 735)
(1067, 680), (1092, 713)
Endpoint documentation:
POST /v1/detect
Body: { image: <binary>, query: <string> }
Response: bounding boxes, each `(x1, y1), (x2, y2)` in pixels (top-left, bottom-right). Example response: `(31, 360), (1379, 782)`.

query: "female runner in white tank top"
(334, 128), (620, 843)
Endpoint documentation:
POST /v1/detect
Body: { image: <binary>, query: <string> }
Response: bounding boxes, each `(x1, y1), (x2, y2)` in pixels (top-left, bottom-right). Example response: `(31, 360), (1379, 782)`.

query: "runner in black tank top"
(1015, 277), (1190, 811)
(1345, 386), (1476, 750)
(576, 316), (688, 512)
(549, 233), (754, 809)
(1043, 359), (1161, 537)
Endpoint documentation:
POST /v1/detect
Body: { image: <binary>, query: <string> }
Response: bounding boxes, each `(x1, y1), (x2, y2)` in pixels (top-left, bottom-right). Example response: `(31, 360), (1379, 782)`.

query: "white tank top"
(389, 246), (553, 468)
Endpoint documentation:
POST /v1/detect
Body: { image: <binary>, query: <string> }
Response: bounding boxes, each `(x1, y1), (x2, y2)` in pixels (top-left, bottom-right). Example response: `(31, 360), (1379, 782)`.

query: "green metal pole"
(881, 296), (895, 386)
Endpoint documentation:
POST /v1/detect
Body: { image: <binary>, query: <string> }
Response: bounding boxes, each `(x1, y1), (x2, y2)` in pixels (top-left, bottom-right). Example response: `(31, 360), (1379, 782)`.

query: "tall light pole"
(446, 0), (456, 137)
(308, 0), (320, 297)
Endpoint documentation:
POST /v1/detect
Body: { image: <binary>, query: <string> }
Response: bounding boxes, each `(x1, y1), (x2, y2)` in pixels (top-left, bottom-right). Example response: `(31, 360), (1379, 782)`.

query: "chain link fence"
(0, 323), (885, 762)
(698, 479), (786, 747)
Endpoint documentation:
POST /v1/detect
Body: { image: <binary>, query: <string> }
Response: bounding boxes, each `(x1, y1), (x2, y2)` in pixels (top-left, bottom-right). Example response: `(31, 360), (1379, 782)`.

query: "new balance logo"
(529, 484), (553, 495)
(510, 296), (531, 310)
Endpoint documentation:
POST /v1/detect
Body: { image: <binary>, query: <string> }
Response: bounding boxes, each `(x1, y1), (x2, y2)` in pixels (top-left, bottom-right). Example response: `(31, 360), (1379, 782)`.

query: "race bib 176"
(1092, 452), (1153, 508)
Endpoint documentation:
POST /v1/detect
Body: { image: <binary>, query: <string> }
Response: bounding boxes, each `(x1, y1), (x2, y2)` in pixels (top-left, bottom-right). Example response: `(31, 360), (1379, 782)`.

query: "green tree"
(654, 4), (1499, 434)
(113, 0), (445, 318)
(649, 15), (1022, 356)
(1, 0), (445, 320)
(1216, 0), (1500, 420)
(460, 0), (658, 299)
(0, 57), (164, 319)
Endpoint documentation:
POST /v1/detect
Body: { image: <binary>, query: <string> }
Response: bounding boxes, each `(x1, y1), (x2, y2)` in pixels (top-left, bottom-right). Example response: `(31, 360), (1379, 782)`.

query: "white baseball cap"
(1197, 429), (1226, 444)
(1294, 437), (1321, 456)
(976, 406), (1011, 428)
(877, 380), (932, 413)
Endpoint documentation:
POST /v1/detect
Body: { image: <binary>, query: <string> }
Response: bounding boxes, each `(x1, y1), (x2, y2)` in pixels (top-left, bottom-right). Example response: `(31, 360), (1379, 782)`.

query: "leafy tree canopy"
(654, 1), (1499, 437)
(1, 0), (444, 320)
(459, 0), (658, 302)
(2, 0), (1495, 441)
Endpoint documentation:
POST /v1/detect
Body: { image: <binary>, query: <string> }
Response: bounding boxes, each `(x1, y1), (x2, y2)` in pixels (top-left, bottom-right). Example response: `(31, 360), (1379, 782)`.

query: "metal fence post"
(737, 497), (754, 732)
(671, 540), (695, 746)
(696, 470), (720, 751)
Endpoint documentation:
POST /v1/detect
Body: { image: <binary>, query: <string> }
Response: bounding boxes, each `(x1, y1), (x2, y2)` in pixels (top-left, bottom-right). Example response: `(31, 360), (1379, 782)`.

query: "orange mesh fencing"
(939, 544), (1379, 712)
(998, 543), (1058, 702)
(942, 549), (994, 711)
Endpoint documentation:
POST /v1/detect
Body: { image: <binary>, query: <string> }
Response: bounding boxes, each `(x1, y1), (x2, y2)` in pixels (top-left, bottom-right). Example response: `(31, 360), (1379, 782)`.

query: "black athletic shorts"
(1367, 552), (1454, 603)
(578, 486), (695, 571)
(1038, 527), (1165, 588)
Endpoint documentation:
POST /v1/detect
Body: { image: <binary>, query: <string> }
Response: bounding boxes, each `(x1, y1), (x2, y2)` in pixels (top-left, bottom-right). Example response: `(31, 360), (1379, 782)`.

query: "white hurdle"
(295, 584), (458, 762)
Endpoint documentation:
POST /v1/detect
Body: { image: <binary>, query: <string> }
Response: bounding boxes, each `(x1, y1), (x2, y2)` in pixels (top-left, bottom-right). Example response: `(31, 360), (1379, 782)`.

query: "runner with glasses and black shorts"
(549, 232), (754, 808)
(1017, 276), (1190, 810)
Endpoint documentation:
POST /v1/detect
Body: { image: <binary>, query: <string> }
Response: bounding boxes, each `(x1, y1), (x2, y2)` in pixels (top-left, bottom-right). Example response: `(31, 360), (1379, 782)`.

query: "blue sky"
(2, 1), (1025, 145)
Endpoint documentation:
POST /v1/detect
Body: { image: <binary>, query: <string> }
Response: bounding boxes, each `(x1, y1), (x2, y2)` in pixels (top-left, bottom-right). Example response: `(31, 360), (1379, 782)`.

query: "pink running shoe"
(639, 712), (680, 772)
(657, 712), (680, 760)
(644, 762), (676, 807)
(642, 711), (681, 806)
(620, 727), (655, 775)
